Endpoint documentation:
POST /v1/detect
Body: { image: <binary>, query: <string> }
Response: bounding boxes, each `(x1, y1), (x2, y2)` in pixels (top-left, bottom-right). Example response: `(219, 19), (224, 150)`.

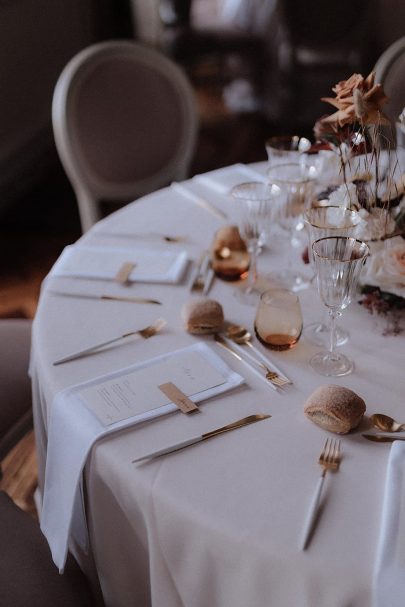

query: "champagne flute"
(310, 236), (369, 376)
(230, 182), (280, 305)
(267, 163), (315, 291)
(304, 206), (361, 347)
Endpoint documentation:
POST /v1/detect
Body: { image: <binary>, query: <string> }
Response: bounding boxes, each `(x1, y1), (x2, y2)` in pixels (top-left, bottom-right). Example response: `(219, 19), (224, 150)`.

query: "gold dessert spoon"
(369, 413), (405, 432)
(226, 324), (250, 341)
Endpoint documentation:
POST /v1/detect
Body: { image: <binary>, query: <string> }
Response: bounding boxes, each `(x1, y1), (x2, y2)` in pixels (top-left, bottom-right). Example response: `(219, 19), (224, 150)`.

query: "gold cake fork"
(300, 438), (342, 550)
(53, 318), (166, 365)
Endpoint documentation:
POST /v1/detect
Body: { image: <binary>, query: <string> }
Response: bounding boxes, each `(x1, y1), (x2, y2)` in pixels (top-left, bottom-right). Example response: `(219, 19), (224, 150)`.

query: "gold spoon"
(369, 413), (405, 432)
(226, 324), (254, 344)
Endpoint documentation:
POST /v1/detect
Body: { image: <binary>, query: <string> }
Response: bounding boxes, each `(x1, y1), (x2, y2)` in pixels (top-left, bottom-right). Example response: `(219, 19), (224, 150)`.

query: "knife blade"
(49, 290), (162, 305)
(132, 413), (271, 463)
(362, 434), (405, 443)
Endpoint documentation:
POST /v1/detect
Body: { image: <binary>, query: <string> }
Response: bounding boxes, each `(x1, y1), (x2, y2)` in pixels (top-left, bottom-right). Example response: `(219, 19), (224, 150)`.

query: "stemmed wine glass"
(310, 236), (369, 376)
(267, 163), (315, 291)
(230, 181), (280, 305)
(304, 205), (361, 347)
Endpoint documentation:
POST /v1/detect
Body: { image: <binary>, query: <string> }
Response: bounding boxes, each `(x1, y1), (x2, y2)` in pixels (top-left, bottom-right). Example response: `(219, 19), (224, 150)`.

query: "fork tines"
(319, 438), (341, 470)
(265, 370), (290, 387)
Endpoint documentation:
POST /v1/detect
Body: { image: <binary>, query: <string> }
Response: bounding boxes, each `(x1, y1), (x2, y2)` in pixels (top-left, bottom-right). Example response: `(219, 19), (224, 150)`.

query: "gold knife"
(132, 413), (271, 463)
(362, 434), (405, 443)
(49, 290), (162, 305)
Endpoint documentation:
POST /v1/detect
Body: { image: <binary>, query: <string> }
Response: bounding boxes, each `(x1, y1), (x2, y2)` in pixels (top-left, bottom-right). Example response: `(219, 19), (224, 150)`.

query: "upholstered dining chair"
(0, 319), (98, 606)
(0, 491), (97, 606)
(374, 36), (405, 145)
(52, 40), (198, 233)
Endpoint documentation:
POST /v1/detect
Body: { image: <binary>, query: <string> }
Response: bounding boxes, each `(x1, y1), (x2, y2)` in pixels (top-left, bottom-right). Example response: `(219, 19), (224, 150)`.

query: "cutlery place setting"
(189, 251), (215, 295)
(132, 413), (271, 463)
(53, 318), (167, 365)
(49, 290), (162, 305)
(214, 333), (290, 390)
(362, 413), (405, 443)
(93, 230), (187, 243)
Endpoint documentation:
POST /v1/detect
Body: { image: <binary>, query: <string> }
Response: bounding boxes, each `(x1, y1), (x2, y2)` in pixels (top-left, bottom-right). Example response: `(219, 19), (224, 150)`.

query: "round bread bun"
(304, 385), (366, 434)
(181, 298), (224, 334)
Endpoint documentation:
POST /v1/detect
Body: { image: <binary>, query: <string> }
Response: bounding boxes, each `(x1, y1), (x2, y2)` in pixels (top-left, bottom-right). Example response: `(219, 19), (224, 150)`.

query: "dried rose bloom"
(320, 72), (390, 128)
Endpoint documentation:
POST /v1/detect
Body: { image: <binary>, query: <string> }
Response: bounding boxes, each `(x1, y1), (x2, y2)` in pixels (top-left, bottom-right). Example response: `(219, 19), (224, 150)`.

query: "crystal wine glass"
(267, 163), (315, 291)
(304, 206), (361, 347)
(310, 236), (369, 376)
(230, 181), (280, 305)
(265, 135), (323, 178)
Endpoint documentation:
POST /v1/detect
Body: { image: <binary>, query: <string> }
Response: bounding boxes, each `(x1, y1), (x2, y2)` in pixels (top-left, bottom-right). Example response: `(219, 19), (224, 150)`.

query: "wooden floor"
(1, 432), (38, 517)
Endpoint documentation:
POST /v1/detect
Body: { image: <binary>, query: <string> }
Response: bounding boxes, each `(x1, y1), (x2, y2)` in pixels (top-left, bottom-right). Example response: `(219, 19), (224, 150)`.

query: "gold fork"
(225, 327), (291, 386)
(53, 318), (167, 365)
(300, 438), (342, 550)
(219, 334), (289, 388)
(263, 369), (290, 387)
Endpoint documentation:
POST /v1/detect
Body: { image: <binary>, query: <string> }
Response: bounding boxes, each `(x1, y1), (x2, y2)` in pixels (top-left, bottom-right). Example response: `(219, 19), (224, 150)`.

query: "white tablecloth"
(31, 163), (405, 607)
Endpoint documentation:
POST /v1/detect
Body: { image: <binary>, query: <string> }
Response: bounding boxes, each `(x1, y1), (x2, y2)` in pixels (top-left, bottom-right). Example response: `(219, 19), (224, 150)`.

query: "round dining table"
(31, 162), (405, 607)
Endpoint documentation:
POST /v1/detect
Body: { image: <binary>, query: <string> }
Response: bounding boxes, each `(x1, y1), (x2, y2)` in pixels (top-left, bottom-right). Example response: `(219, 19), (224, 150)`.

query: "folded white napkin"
(50, 244), (188, 284)
(374, 441), (405, 606)
(195, 163), (267, 195)
(40, 342), (244, 572)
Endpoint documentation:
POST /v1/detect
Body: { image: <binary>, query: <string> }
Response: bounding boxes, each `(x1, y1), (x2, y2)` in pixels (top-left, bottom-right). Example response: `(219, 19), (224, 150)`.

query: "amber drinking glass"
(254, 288), (303, 351)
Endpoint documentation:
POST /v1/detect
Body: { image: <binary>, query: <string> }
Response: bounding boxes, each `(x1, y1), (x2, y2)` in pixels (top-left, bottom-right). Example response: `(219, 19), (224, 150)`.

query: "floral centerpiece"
(312, 72), (405, 333)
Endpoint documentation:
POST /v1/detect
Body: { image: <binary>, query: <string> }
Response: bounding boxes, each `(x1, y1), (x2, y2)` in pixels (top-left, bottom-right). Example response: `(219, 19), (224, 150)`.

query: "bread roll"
(181, 298), (224, 334)
(304, 385), (366, 434)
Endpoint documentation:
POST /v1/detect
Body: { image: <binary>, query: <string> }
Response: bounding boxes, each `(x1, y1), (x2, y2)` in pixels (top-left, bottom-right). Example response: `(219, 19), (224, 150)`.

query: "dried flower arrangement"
(312, 73), (405, 332)
(313, 72), (405, 242)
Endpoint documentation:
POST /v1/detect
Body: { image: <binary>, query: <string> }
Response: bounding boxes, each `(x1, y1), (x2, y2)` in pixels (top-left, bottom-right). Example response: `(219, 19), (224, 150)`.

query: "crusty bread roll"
(304, 385), (366, 434)
(181, 298), (224, 334)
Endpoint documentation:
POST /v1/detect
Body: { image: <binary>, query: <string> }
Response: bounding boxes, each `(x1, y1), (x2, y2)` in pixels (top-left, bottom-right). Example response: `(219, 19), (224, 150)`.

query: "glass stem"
(328, 309), (337, 358)
(246, 245), (258, 294)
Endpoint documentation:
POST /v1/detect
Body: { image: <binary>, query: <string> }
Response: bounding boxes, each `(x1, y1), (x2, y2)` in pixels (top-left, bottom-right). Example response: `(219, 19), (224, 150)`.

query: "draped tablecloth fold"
(40, 342), (244, 572)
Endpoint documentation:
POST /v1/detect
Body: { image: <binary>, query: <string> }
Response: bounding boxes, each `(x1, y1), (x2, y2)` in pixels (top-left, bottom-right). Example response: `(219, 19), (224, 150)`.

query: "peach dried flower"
(320, 72), (390, 127)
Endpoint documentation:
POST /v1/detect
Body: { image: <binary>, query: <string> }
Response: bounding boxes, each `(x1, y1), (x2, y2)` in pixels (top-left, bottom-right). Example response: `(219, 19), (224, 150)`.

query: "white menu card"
(80, 350), (226, 425)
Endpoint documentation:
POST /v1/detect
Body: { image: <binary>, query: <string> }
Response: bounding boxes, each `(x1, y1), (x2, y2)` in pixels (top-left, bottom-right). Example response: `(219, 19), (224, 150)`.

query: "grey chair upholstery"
(0, 491), (95, 607)
(0, 319), (98, 606)
(0, 319), (32, 467)
(374, 36), (405, 145)
(52, 40), (198, 232)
